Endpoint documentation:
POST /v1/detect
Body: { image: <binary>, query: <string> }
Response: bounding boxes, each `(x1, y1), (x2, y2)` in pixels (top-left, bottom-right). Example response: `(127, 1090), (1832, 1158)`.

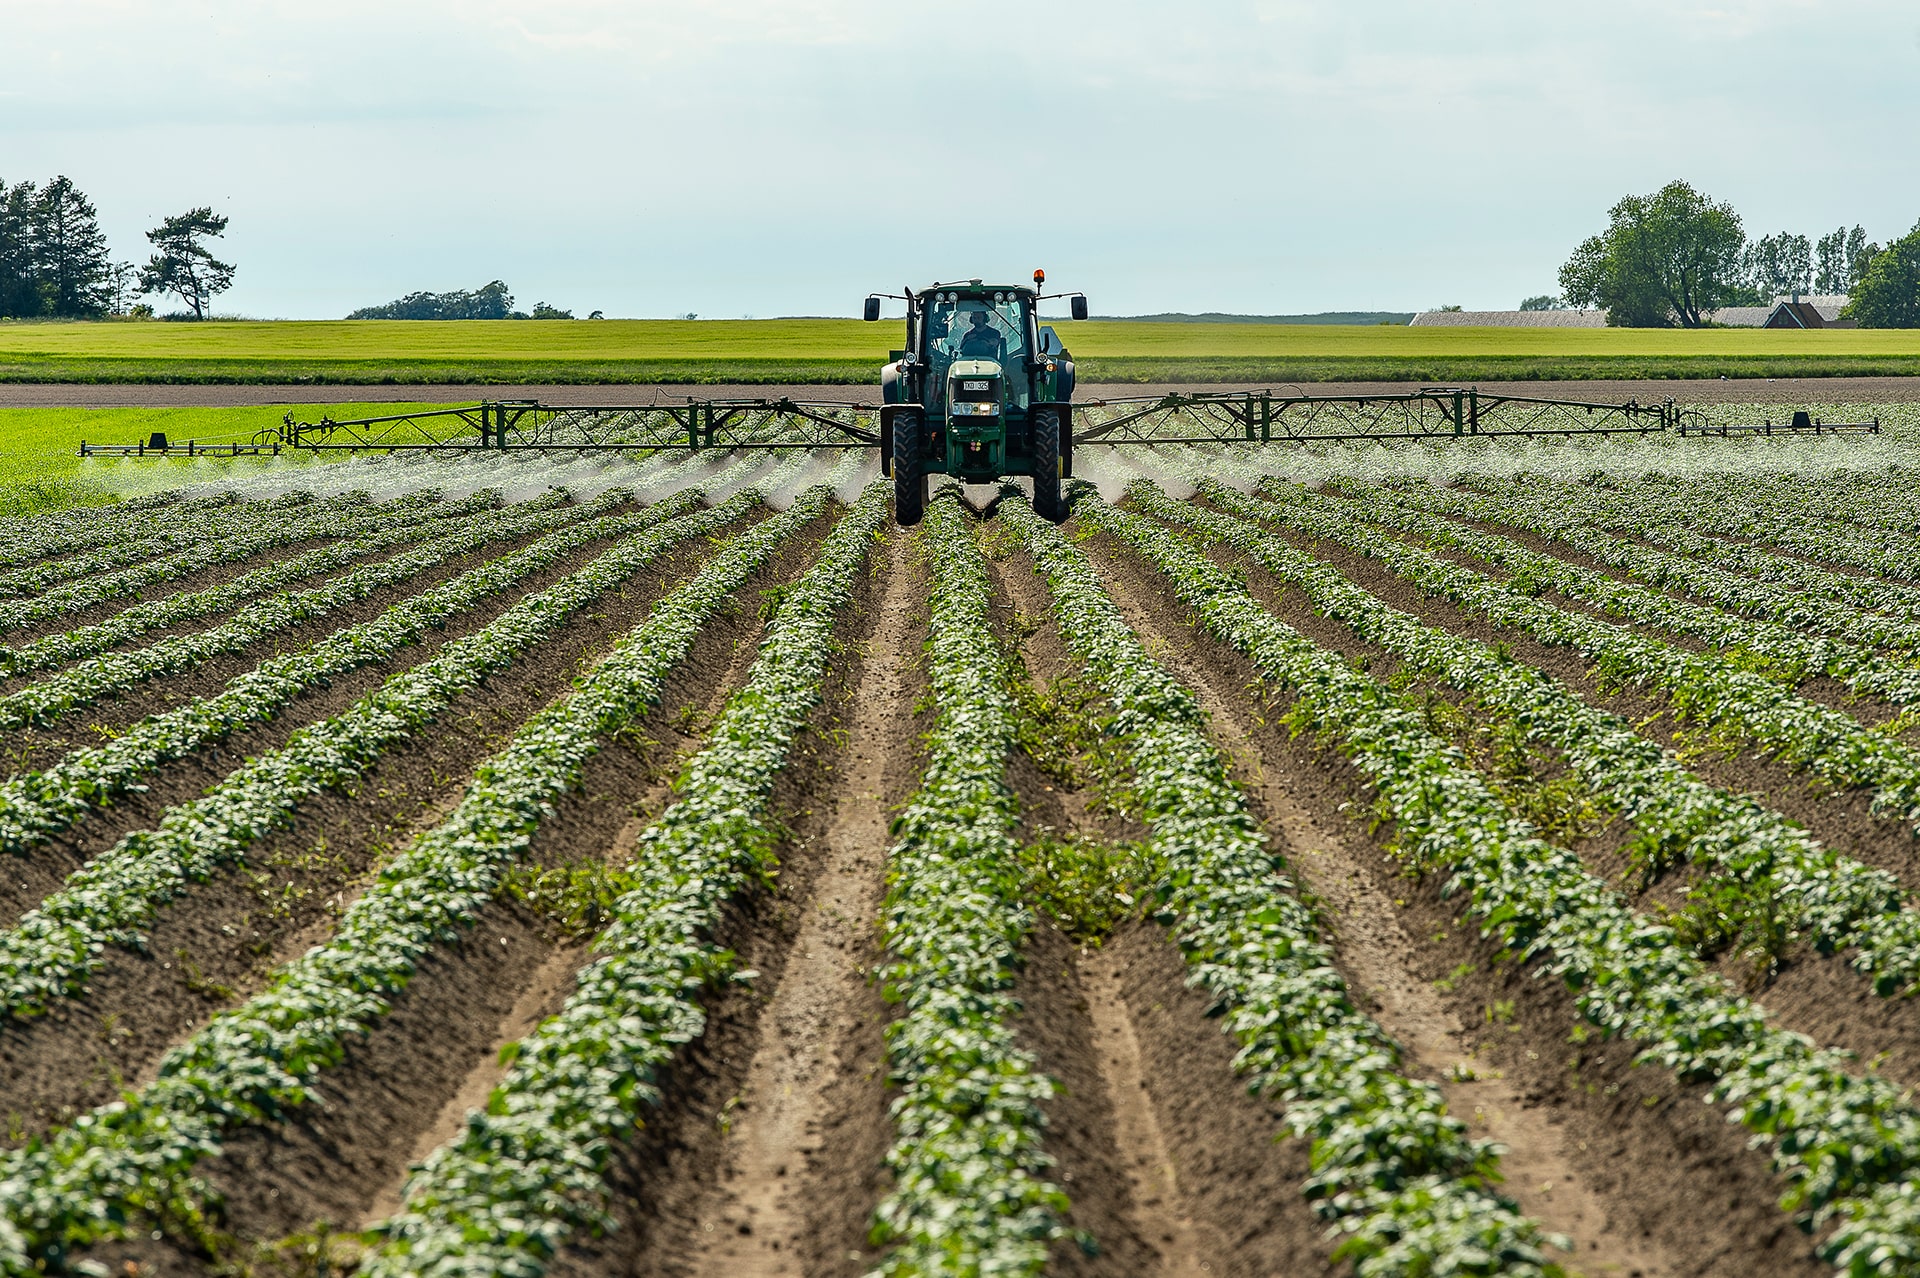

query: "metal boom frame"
(74, 389), (1878, 458)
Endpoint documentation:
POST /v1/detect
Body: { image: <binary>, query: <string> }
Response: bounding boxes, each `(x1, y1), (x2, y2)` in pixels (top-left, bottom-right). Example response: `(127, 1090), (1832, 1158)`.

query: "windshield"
(923, 292), (1029, 408)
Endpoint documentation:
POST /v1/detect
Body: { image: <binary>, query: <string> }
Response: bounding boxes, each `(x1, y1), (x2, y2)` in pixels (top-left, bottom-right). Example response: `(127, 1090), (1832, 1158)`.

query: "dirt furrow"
(0, 509), (605, 781)
(1083, 516), (1828, 1277)
(989, 533), (1351, 1276)
(0, 521), (739, 1142)
(1256, 521), (1920, 1088)
(0, 502), (723, 935)
(71, 509), (835, 1278)
(549, 520), (912, 1278)
(667, 529), (919, 1278)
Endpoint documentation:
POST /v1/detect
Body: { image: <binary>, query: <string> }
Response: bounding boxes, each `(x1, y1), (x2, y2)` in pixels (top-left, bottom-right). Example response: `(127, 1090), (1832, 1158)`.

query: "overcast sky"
(5, 1), (1917, 319)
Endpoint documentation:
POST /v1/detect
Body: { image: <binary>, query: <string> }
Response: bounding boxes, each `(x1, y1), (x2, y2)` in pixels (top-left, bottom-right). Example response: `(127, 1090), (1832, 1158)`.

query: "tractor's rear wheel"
(893, 409), (927, 526)
(1032, 406), (1066, 524)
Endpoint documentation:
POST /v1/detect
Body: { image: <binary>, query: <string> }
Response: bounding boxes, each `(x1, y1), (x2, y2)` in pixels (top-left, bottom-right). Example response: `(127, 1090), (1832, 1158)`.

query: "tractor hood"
(948, 358), (1002, 381)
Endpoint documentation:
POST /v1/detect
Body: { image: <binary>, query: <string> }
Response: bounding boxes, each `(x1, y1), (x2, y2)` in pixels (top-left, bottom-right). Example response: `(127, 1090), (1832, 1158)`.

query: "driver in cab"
(956, 309), (1006, 363)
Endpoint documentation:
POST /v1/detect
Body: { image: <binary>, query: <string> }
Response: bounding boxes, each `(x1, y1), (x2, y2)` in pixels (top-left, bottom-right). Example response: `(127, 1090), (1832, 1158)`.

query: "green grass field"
(0, 404), (445, 517)
(4, 319), (1920, 384)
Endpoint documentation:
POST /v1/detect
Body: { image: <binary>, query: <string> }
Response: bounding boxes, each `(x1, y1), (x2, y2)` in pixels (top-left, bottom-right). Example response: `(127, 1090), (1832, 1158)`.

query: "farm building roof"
(1710, 294), (1851, 327)
(1408, 309), (1607, 327)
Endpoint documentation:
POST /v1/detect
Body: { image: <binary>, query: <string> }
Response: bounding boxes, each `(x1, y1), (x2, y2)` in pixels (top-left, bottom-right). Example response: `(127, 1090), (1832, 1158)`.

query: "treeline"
(1554, 180), (1920, 327)
(347, 281), (591, 320)
(0, 177), (120, 319)
(0, 174), (236, 321)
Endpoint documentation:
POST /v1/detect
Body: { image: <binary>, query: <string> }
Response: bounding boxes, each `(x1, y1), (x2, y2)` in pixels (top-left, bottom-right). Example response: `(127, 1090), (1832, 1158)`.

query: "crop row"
(1390, 475), (1920, 634)
(0, 488), (513, 679)
(1001, 494), (1565, 1276)
(1201, 477), (1920, 834)
(1142, 481), (1920, 999)
(1460, 471), (1920, 585)
(0, 491), (267, 572)
(1083, 484), (1920, 1274)
(363, 478), (890, 1275)
(0, 480), (840, 1272)
(1354, 478), (1920, 659)
(0, 490), (754, 1021)
(0, 488), (481, 637)
(0, 485), (719, 858)
(0, 486), (652, 730)
(1309, 480), (1920, 707)
(868, 489), (1068, 1275)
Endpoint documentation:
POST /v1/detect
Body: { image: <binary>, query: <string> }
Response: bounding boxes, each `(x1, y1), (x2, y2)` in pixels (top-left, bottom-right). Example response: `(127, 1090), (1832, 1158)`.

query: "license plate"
(963, 380), (990, 392)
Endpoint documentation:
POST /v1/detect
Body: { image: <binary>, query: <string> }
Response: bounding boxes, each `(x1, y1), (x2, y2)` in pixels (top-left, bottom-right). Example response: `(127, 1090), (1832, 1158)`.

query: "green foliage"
(0, 476), (844, 1270)
(361, 475), (886, 1276)
(1092, 482), (1920, 1272)
(1007, 494), (1568, 1277)
(0, 175), (115, 320)
(1846, 221), (1920, 329)
(1559, 179), (1751, 326)
(1016, 832), (1162, 942)
(137, 206), (235, 320)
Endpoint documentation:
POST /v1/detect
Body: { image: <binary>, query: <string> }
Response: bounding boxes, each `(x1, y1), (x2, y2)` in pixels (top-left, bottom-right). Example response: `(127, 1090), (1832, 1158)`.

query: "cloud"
(2, 0), (1914, 316)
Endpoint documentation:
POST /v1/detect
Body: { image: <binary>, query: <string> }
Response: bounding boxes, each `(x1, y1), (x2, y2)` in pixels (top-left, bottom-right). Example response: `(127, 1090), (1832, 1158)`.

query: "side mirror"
(863, 296), (881, 322)
(1070, 296), (1088, 321)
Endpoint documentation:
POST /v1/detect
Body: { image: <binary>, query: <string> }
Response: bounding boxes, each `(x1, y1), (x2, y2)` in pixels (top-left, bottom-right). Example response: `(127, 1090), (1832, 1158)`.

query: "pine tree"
(29, 176), (113, 317)
(0, 180), (40, 319)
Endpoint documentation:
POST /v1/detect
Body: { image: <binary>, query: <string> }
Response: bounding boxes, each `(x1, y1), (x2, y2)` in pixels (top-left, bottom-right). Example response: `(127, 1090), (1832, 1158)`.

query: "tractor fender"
(881, 360), (905, 404)
(1053, 357), (1076, 402)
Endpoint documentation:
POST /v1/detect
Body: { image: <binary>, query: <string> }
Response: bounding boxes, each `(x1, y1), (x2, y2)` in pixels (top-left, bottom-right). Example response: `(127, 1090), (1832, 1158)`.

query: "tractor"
(864, 272), (1088, 525)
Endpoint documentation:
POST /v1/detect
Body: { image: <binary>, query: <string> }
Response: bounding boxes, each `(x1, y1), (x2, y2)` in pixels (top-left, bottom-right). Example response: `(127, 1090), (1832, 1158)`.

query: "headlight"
(952, 402), (999, 416)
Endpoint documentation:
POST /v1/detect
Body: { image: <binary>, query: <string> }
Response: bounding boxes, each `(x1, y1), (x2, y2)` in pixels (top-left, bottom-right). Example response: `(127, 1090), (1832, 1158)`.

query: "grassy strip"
(0, 491), (749, 1020)
(0, 487), (702, 856)
(0, 489), (512, 677)
(1150, 481), (1920, 995)
(868, 488), (1069, 1276)
(0, 484), (833, 1272)
(1000, 494), (1565, 1276)
(0, 487), (641, 729)
(362, 479), (888, 1274)
(13, 355), (1920, 384)
(1079, 488), (1920, 1275)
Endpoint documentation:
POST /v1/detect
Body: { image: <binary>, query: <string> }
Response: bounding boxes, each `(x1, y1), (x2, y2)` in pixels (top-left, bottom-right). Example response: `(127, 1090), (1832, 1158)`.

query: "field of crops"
(15, 429), (1920, 1276)
(9, 318), (1920, 384)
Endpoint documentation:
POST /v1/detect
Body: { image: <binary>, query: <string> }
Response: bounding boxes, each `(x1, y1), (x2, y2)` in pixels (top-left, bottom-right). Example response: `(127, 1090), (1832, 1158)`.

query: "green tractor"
(864, 271), (1087, 526)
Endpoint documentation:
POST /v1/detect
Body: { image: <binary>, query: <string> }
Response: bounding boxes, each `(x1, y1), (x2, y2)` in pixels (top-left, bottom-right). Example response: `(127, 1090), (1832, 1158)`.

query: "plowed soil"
(11, 471), (1914, 1277)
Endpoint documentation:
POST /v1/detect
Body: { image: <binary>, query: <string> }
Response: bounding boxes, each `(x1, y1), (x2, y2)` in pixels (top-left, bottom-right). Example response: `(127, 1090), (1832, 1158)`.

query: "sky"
(4, 0), (1918, 319)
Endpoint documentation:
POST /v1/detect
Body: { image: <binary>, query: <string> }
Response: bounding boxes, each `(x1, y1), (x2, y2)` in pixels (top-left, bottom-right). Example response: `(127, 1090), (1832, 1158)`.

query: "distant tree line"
(347, 281), (589, 320)
(0, 174), (236, 321)
(1549, 180), (1920, 327)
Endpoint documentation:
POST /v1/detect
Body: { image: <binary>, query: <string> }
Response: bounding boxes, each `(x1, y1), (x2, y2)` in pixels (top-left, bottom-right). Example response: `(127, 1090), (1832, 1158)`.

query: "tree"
(1519, 294), (1564, 311)
(527, 301), (573, 319)
(29, 176), (113, 317)
(1744, 231), (1812, 300)
(1558, 180), (1749, 326)
(1845, 222), (1920, 328)
(137, 207), (235, 319)
(347, 280), (513, 320)
(0, 181), (36, 319)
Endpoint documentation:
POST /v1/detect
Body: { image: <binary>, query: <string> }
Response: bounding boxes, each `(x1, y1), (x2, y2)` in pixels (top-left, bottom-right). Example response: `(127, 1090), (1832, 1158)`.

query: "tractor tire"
(893, 409), (927, 526)
(1032, 406), (1066, 524)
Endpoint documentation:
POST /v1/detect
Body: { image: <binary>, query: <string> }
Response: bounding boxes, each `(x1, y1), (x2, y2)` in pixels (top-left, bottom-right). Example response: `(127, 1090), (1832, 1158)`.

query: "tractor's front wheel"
(893, 408), (927, 526)
(1032, 406), (1066, 524)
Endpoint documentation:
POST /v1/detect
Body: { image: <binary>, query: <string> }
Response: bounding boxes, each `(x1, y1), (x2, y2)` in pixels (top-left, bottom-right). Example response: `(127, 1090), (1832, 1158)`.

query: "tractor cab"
(866, 273), (1086, 526)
